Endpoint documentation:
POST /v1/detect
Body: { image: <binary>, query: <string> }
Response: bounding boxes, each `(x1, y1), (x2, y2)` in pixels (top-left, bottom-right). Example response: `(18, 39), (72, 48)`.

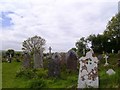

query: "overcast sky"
(0, 0), (119, 52)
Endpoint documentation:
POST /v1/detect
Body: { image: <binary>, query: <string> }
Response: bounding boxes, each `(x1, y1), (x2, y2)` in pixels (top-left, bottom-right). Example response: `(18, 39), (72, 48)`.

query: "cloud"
(0, 0), (119, 52)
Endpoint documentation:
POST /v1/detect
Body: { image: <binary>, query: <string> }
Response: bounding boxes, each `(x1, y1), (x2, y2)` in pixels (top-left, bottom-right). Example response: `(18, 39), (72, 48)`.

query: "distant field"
(2, 54), (120, 88)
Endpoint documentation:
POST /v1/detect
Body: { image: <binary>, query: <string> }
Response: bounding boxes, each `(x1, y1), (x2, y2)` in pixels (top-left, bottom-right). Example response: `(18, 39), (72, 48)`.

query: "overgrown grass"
(2, 54), (120, 88)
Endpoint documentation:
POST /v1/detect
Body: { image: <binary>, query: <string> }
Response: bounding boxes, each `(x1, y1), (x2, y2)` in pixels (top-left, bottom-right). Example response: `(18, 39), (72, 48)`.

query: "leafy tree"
(6, 49), (15, 57)
(75, 37), (87, 56)
(103, 13), (120, 53)
(22, 35), (46, 68)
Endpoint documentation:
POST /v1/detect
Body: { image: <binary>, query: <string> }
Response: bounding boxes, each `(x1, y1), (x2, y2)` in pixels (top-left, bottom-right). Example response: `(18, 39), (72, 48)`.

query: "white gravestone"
(78, 49), (99, 88)
(106, 69), (116, 75)
(104, 54), (109, 66)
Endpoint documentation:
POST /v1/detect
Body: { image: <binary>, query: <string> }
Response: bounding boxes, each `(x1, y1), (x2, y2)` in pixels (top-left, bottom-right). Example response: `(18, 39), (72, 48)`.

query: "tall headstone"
(78, 49), (99, 88)
(34, 49), (43, 68)
(23, 52), (31, 69)
(48, 52), (61, 77)
(66, 50), (78, 72)
(7, 54), (12, 63)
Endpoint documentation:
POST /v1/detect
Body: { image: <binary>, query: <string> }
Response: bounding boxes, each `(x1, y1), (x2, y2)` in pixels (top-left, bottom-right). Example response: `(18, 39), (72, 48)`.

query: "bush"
(16, 68), (36, 79)
(28, 78), (46, 88)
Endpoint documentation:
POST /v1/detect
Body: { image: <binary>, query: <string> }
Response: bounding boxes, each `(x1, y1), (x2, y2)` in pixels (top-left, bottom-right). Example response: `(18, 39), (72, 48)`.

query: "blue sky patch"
(1, 11), (14, 28)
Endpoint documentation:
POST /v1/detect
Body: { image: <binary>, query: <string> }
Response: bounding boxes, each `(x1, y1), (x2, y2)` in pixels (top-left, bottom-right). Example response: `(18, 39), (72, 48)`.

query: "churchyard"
(2, 49), (120, 88)
(1, 1), (120, 89)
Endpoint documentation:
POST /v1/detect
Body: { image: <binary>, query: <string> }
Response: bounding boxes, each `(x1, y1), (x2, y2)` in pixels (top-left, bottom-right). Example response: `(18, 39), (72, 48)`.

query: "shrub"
(28, 78), (46, 88)
(16, 68), (36, 79)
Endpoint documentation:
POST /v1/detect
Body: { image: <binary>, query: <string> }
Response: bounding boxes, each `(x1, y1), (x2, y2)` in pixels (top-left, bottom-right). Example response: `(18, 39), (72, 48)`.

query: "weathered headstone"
(34, 50), (43, 68)
(48, 52), (61, 77)
(66, 50), (78, 72)
(78, 49), (99, 88)
(97, 55), (103, 60)
(106, 69), (116, 75)
(23, 52), (31, 69)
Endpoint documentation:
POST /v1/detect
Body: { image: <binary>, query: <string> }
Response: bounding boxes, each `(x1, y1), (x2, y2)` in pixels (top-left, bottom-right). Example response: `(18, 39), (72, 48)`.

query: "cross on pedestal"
(104, 54), (109, 66)
(49, 47), (52, 57)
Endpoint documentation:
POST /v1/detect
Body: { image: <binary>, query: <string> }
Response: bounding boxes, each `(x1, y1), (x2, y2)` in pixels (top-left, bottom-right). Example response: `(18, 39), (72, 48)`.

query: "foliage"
(86, 13), (120, 53)
(75, 37), (87, 56)
(2, 54), (120, 88)
(16, 68), (48, 79)
(6, 49), (15, 57)
(22, 35), (46, 53)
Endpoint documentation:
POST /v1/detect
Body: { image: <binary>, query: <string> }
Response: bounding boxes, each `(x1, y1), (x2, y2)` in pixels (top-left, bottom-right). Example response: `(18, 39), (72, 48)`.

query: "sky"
(0, 0), (119, 52)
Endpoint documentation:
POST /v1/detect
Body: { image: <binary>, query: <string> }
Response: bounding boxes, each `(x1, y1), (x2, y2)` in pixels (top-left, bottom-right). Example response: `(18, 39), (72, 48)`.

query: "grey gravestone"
(106, 69), (116, 75)
(78, 49), (99, 88)
(23, 52), (31, 69)
(97, 55), (103, 60)
(34, 50), (43, 68)
(66, 50), (78, 72)
(48, 52), (61, 77)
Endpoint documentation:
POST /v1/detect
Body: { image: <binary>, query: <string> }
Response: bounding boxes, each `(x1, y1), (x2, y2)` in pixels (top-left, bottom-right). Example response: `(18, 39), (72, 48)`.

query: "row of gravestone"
(22, 49), (78, 76)
(22, 49), (119, 88)
(48, 50), (78, 77)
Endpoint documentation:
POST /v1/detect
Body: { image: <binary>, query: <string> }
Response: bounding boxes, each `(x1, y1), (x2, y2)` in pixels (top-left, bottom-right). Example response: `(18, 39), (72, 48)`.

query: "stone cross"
(104, 54), (109, 66)
(78, 49), (99, 88)
(49, 47), (52, 58)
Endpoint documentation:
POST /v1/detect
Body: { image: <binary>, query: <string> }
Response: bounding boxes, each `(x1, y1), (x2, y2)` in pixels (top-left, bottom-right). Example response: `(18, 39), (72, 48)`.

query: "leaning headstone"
(66, 50), (78, 72)
(106, 69), (116, 75)
(78, 49), (99, 88)
(48, 52), (61, 77)
(23, 52), (31, 69)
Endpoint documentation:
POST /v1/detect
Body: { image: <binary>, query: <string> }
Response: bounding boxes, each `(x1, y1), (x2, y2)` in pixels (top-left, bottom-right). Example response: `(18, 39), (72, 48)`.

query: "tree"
(22, 35), (46, 68)
(6, 49), (15, 57)
(103, 13), (120, 53)
(75, 37), (87, 56)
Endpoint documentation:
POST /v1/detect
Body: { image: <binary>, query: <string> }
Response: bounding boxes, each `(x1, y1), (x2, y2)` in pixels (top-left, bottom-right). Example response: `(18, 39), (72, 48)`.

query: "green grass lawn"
(2, 54), (120, 88)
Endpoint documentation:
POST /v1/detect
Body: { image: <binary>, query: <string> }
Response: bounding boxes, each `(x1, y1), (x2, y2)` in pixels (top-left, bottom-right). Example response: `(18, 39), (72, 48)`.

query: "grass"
(2, 54), (120, 88)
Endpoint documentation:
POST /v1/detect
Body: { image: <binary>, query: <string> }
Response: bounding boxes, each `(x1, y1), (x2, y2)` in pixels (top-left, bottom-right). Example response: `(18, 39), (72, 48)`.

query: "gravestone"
(34, 50), (43, 68)
(66, 50), (78, 72)
(78, 49), (99, 88)
(48, 52), (61, 77)
(112, 49), (114, 54)
(118, 59), (120, 67)
(97, 55), (103, 60)
(23, 52), (31, 69)
(104, 54), (109, 66)
(106, 69), (116, 75)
